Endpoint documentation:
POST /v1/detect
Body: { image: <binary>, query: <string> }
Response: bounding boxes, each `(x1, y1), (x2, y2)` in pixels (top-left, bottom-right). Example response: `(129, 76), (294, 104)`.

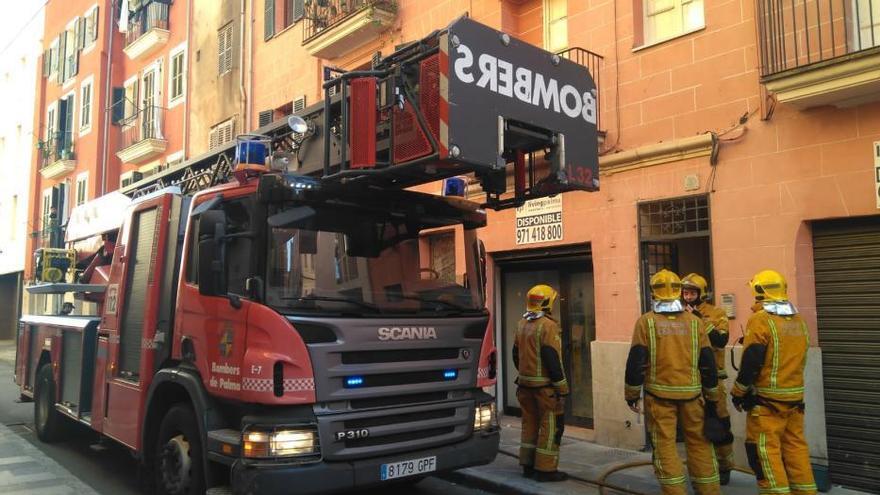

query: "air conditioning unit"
(120, 170), (143, 188)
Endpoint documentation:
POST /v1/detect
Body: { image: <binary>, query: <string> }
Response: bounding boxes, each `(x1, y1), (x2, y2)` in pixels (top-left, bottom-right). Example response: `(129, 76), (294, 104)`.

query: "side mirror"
(198, 210), (228, 297)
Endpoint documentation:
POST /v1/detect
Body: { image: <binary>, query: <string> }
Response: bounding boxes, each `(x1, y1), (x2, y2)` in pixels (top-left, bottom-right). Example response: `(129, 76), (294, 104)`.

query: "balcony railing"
(38, 131), (75, 168)
(303, 0), (396, 42)
(126, 2), (170, 48)
(117, 105), (167, 164)
(758, 0), (880, 77)
(557, 47), (604, 132)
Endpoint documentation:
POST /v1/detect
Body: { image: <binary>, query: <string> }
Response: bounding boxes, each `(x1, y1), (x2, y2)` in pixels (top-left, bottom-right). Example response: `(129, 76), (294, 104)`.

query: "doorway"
(497, 247), (595, 428)
(638, 195), (713, 310)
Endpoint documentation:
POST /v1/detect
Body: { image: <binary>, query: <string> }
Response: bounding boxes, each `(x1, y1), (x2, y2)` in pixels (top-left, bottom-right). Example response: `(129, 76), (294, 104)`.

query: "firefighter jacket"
(732, 304), (809, 403)
(513, 314), (569, 395)
(694, 302), (730, 378)
(625, 310), (719, 402)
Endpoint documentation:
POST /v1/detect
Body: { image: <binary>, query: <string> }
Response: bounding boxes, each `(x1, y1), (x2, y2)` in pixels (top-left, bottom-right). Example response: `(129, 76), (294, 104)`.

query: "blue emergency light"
(345, 376), (365, 388)
(236, 136), (269, 166)
(442, 177), (468, 197)
(443, 370), (458, 380)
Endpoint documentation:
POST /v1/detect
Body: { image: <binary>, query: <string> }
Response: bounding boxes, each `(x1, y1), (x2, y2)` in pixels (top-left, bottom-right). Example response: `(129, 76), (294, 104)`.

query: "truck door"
(101, 194), (176, 449)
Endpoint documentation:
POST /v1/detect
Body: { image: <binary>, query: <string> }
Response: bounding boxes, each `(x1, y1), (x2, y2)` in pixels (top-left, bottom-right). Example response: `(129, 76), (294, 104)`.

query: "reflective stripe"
(759, 487), (792, 494)
(521, 443), (536, 449)
(535, 448), (559, 457)
(768, 319), (780, 389)
(625, 384), (642, 391)
(658, 475), (687, 485)
(759, 432), (777, 488)
(791, 482), (817, 492)
(692, 475), (721, 484)
(801, 322), (809, 374)
(733, 381), (750, 393)
(546, 410), (555, 451)
(552, 379), (568, 388)
(757, 386), (804, 394)
(518, 375), (551, 384)
(651, 430), (664, 477)
(535, 322), (544, 378)
(691, 319), (699, 386)
(705, 323), (715, 333)
(647, 383), (701, 392)
(648, 318), (657, 384)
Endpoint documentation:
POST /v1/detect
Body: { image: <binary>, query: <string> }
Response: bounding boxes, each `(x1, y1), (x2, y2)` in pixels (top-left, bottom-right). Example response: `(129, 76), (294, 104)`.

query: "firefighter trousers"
(715, 379), (735, 472)
(745, 402), (817, 495)
(517, 386), (564, 472)
(645, 395), (721, 495)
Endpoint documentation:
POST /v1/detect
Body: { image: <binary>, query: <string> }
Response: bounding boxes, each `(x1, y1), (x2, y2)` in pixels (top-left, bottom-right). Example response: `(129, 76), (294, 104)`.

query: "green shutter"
(264, 0), (275, 40)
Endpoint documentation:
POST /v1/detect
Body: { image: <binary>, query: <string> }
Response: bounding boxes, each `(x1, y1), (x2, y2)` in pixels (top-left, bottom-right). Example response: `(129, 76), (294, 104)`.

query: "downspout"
(183, 0), (192, 156)
(239, 0), (248, 133)
(100, 0), (116, 195)
(248, 0), (255, 131)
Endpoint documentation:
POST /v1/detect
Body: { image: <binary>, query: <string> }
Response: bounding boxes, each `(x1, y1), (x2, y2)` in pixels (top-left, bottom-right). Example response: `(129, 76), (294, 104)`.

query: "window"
(123, 77), (139, 121)
(80, 78), (93, 134)
(638, 0), (705, 47)
(225, 199), (255, 295)
(265, 0), (304, 40)
(85, 6), (99, 49)
(169, 45), (186, 104)
(166, 150), (185, 168)
(209, 119), (236, 149)
(544, 0), (568, 53)
(218, 24), (233, 75)
(41, 189), (52, 234)
(75, 173), (88, 207)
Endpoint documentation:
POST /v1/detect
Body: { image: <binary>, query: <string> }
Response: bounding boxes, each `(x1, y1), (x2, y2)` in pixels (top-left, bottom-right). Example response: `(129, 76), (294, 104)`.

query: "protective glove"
(732, 392), (758, 412)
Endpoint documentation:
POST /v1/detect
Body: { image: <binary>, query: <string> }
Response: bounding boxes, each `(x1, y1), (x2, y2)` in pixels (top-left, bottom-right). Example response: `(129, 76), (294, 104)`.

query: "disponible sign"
(515, 196), (563, 245)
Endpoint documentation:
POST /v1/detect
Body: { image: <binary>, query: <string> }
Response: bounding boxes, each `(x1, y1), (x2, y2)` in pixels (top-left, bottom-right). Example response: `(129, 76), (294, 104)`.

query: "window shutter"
(111, 87), (126, 124)
(293, 96), (306, 113)
(293, 0), (305, 22)
(258, 110), (273, 128)
(57, 34), (66, 84)
(209, 128), (218, 149)
(42, 50), (49, 78)
(78, 17), (87, 49)
(264, 0), (275, 40)
(91, 7), (99, 42)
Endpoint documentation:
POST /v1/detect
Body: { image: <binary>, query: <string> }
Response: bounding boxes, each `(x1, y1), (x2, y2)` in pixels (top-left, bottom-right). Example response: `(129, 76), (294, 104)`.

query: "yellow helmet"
(681, 273), (709, 301)
(650, 269), (682, 302)
(750, 269), (788, 302)
(526, 284), (558, 313)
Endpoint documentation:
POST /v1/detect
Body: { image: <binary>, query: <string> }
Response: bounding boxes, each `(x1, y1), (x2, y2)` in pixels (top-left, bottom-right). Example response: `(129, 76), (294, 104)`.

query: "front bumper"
(231, 431), (499, 495)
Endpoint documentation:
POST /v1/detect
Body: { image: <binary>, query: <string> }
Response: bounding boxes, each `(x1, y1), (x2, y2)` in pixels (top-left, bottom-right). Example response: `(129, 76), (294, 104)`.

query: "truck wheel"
(155, 404), (206, 495)
(34, 364), (65, 442)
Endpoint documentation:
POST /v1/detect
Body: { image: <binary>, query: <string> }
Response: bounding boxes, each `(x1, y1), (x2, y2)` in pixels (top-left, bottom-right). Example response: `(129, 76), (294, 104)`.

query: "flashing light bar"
(345, 376), (365, 388)
(443, 370), (458, 380)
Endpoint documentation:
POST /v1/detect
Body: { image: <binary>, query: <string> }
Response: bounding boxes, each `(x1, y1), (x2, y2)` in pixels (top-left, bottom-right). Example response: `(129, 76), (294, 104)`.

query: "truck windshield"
(265, 204), (486, 316)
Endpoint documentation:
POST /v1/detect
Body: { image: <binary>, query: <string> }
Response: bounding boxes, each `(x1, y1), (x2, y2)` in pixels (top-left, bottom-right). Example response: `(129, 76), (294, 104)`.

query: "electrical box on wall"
(720, 293), (736, 319)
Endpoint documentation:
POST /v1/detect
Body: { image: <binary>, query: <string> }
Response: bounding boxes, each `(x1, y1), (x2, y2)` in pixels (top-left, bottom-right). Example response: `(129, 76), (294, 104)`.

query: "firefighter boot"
(745, 403), (817, 495)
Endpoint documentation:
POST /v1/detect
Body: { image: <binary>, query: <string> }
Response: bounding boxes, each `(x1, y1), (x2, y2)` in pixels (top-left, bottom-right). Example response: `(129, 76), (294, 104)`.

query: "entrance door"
(499, 252), (595, 427)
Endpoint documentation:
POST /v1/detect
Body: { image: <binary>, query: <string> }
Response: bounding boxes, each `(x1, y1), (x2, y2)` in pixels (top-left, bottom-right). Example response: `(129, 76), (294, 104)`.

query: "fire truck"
(15, 17), (598, 495)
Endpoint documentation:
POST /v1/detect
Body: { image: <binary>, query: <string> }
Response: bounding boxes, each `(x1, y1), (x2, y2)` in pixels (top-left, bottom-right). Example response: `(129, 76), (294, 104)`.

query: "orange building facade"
(26, 0), (880, 490)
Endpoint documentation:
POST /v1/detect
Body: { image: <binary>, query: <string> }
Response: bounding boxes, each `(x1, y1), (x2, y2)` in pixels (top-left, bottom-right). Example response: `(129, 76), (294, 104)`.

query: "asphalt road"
(0, 353), (492, 495)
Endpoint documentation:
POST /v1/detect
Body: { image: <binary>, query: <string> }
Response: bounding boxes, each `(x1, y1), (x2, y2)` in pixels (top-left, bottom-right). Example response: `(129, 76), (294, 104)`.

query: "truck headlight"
(474, 402), (498, 432)
(242, 426), (320, 459)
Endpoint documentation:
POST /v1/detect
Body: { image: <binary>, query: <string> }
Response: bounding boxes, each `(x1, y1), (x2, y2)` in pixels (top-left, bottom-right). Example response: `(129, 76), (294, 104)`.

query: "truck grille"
(341, 348), (459, 364)
(349, 392), (448, 410)
(317, 400), (473, 461)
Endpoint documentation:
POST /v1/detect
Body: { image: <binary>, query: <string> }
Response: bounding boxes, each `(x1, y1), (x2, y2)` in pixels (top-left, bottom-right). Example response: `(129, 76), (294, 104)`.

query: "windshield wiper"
(280, 296), (383, 313)
(391, 294), (480, 313)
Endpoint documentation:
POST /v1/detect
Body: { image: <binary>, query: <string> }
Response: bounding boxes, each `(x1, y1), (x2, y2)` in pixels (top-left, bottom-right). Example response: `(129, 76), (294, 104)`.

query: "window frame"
(79, 76), (94, 136)
(83, 4), (99, 54)
(75, 172), (89, 207)
(168, 42), (187, 107)
(543, 0), (569, 53)
(218, 23), (234, 76)
(633, 0), (706, 51)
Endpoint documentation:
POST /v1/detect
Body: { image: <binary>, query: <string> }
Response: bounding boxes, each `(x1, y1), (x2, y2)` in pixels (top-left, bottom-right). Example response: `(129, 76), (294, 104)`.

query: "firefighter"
(625, 269), (721, 495)
(731, 270), (817, 495)
(512, 284), (569, 482)
(681, 273), (734, 485)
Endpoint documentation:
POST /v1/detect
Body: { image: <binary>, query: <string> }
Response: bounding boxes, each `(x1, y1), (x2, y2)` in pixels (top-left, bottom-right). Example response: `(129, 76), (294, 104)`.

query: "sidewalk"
(450, 417), (870, 495)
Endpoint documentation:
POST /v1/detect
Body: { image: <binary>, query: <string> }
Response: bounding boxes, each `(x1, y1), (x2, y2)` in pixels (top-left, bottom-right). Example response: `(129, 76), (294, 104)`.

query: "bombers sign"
(453, 44), (597, 125)
(442, 17), (599, 192)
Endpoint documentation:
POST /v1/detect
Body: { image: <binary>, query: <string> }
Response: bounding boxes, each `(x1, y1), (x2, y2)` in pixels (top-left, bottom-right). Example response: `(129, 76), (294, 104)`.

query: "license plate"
(380, 456), (437, 480)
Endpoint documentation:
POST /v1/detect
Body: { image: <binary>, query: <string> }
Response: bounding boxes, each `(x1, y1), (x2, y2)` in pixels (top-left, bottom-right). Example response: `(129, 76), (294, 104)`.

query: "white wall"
(0, 4), (44, 275)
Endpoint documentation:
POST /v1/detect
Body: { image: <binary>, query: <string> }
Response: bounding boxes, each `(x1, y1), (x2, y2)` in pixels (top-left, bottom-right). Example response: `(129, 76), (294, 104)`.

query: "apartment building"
(112, 0), (189, 187)
(0, 4), (45, 339)
(247, 0), (879, 490)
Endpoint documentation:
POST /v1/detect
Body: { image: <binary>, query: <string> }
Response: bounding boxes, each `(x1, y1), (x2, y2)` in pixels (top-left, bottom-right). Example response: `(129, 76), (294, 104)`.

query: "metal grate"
(638, 195), (709, 239)
(420, 54), (440, 141)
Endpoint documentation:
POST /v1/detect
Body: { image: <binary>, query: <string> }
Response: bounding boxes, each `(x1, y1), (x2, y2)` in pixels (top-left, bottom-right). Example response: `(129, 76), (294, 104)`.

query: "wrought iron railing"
(303, 0), (396, 42)
(758, 0), (880, 77)
(125, 1), (170, 48)
(557, 47), (604, 131)
(119, 105), (166, 151)
(37, 131), (75, 168)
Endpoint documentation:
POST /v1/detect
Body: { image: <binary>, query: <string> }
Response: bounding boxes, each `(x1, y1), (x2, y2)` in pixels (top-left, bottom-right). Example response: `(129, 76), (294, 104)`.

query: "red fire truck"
(15, 17), (598, 495)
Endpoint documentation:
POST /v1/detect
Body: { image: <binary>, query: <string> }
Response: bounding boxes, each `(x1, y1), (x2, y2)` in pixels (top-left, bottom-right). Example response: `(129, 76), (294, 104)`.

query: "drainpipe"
(183, 0), (192, 156)
(239, 0), (248, 133)
(100, 0), (117, 195)
(248, 0), (255, 131)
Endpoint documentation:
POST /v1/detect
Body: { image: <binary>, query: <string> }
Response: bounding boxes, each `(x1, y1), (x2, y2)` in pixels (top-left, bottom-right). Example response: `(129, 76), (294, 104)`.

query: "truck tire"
(155, 404), (206, 495)
(34, 364), (65, 442)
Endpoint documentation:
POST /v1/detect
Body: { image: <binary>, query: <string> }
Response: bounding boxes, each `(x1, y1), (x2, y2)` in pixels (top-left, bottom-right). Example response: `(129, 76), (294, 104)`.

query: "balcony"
(758, 0), (880, 109)
(557, 47), (604, 137)
(38, 132), (76, 180)
(117, 106), (168, 165)
(123, 2), (170, 61)
(302, 0), (397, 59)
